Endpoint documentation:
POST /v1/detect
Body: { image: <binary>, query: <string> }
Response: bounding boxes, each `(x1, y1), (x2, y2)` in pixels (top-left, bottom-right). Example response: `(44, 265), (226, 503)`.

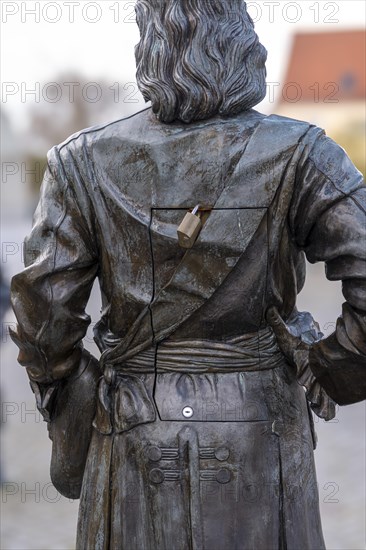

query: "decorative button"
(215, 447), (230, 461)
(216, 468), (231, 484)
(149, 468), (165, 484)
(182, 406), (193, 418)
(147, 446), (162, 462)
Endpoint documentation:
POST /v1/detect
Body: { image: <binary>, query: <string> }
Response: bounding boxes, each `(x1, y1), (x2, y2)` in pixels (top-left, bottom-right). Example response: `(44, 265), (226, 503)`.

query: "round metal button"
(149, 468), (165, 484)
(216, 468), (231, 484)
(182, 406), (193, 418)
(147, 446), (162, 462)
(215, 447), (230, 461)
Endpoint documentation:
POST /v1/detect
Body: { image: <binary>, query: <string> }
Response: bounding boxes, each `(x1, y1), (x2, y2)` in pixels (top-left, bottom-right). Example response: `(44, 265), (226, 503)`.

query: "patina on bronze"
(10, 0), (366, 548)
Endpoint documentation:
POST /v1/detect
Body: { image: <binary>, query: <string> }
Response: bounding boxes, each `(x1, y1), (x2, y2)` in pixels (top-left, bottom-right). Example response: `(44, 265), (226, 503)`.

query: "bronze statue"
(10, 0), (366, 548)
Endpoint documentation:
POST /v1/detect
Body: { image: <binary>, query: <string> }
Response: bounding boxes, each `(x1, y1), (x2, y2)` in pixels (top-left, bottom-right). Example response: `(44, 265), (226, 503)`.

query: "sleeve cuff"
(309, 335), (366, 405)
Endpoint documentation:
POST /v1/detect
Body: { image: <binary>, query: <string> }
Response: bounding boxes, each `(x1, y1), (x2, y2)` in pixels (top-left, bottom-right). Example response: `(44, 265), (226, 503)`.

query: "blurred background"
(0, 1), (365, 548)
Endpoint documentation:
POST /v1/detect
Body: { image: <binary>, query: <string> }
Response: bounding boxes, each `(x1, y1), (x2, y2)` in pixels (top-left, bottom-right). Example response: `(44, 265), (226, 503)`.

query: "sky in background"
(1, 0), (365, 131)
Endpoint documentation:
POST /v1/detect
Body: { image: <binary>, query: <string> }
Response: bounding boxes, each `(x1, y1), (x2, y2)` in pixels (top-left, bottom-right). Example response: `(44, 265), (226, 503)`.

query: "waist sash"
(120, 326), (283, 374)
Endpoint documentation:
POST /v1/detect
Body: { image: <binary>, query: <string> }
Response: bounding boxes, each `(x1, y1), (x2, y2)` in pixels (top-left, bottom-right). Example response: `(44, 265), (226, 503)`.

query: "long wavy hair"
(134, 0), (267, 123)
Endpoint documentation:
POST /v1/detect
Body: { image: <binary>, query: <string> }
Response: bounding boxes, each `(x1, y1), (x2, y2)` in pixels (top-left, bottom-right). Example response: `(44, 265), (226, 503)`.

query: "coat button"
(147, 446), (162, 462)
(216, 469), (231, 484)
(182, 406), (193, 418)
(149, 468), (165, 484)
(215, 447), (230, 461)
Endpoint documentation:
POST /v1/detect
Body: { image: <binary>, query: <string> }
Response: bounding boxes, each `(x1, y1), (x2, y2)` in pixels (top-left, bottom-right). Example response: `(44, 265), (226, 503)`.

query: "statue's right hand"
(266, 306), (310, 374)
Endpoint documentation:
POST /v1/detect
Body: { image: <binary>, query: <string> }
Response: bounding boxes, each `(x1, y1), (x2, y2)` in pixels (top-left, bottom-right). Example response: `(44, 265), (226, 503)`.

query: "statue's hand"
(266, 306), (336, 421)
(266, 306), (310, 376)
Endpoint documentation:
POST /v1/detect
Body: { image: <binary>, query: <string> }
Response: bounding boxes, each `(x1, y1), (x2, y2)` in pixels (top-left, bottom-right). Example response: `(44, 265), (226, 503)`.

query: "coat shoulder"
(47, 108), (153, 165)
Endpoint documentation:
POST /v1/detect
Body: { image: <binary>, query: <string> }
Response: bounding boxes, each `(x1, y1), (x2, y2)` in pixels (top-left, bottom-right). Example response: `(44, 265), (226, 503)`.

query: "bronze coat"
(11, 109), (366, 549)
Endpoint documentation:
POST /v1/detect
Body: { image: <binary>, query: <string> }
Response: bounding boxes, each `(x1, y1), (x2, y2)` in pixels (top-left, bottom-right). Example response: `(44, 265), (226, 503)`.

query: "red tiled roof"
(280, 30), (365, 102)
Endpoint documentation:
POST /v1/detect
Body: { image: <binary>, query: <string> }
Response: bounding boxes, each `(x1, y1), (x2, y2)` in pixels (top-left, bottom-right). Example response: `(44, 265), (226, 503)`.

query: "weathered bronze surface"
(10, 0), (366, 548)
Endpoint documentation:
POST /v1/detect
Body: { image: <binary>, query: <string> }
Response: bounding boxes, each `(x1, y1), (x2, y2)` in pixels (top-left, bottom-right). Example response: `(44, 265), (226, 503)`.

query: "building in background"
(277, 29), (365, 177)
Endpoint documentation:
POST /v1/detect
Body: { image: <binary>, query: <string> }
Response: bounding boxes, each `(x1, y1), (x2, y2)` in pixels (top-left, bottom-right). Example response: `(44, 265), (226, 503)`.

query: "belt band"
(113, 326), (283, 374)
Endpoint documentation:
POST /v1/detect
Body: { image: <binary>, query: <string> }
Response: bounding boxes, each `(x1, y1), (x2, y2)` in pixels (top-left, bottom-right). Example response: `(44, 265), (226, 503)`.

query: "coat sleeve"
(289, 128), (366, 405)
(11, 144), (99, 396)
